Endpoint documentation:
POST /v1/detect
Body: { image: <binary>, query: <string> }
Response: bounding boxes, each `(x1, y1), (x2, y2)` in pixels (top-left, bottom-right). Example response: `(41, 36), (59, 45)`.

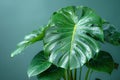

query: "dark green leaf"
(37, 65), (65, 80)
(27, 51), (51, 77)
(103, 24), (120, 45)
(11, 26), (46, 57)
(86, 51), (115, 74)
(44, 6), (104, 69)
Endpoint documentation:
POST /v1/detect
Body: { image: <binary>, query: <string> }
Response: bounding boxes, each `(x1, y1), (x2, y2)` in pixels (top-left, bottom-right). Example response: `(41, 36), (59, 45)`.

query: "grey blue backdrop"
(0, 0), (120, 80)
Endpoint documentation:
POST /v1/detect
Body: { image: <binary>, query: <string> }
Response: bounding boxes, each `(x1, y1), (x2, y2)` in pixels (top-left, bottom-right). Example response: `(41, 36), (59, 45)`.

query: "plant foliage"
(86, 51), (115, 74)
(11, 27), (46, 57)
(11, 6), (120, 80)
(44, 6), (104, 70)
(27, 51), (51, 77)
(103, 24), (120, 45)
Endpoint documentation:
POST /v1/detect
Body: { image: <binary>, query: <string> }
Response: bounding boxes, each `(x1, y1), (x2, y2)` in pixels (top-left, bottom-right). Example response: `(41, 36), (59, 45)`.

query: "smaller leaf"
(86, 51), (115, 74)
(27, 51), (51, 77)
(37, 65), (65, 80)
(103, 24), (120, 45)
(11, 26), (46, 57)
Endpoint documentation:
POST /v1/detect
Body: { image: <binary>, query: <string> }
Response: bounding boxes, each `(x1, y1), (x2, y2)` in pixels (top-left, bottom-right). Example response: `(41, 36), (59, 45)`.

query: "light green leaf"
(11, 26), (46, 57)
(44, 6), (104, 69)
(103, 24), (120, 45)
(37, 65), (64, 80)
(86, 51), (115, 74)
(27, 51), (51, 77)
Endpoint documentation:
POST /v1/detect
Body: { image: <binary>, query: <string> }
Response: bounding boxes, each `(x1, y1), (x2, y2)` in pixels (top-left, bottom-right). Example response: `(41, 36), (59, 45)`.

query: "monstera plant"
(11, 6), (120, 80)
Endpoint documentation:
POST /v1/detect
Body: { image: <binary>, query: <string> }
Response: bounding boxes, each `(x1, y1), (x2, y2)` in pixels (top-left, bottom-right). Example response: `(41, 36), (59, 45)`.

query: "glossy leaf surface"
(103, 24), (120, 45)
(11, 27), (45, 57)
(28, 51), (51, 77)
(86, 51), (115, 74)
(37, 65), (64, 80)
(44, 6), (104, 69)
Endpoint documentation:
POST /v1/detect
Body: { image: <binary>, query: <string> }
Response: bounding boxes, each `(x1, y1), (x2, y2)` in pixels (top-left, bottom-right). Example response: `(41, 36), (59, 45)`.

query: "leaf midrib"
(69, 25), (77, 68)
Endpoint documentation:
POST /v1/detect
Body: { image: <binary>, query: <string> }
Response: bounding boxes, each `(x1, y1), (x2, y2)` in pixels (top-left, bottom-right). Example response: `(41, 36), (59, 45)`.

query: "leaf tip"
(11, 50), (17, 57)
(27, 71), (32, 78)
(11, 53), (14, 57)
(28, 74), (31, 78)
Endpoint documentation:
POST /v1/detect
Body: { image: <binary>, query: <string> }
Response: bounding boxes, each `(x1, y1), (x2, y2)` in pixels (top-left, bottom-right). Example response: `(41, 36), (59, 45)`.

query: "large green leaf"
(37, 65), (64, 80)
(11, 26), (46, 57)
(44, 6), (104, 69)
(103, 24), (120, 45)
(27, 51), (51, 77)
(86, 51), (115, 74)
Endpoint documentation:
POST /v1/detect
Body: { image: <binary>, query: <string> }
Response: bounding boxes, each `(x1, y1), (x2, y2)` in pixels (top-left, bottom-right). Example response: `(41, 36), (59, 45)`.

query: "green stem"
(89, 70), (93, 80)
(64, 70), (67, 80)
(67, 69), (70, 80)
(79, 67), (82, 80)
(85, 68), (91, 80)
(73, 69), (77, 80)
(70, 70), (73, 80)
